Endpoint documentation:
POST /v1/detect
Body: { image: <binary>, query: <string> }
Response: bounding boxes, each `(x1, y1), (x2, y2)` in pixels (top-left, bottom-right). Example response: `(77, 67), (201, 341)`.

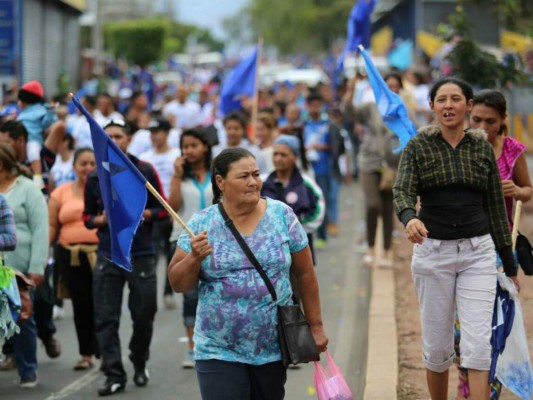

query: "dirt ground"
(395, 201), (533, 400)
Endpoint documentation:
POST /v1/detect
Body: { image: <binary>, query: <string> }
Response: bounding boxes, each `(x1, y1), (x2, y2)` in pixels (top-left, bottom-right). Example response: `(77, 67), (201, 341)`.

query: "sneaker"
(0, 355), (16, 371)
(98, 380), (125, 396)
(314, 238), (327, 250)
(133, 363), (149, 387)
(19, 375), (38, 388)
(163, 294), (177, 310)
(53, 305), (65, 320)
(43, 335), (61, 358)
(182, 350), (195, 369)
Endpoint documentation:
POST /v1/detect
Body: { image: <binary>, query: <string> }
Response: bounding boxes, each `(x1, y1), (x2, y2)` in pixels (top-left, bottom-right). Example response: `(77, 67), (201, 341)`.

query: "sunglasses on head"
(103, 119), (127, 129)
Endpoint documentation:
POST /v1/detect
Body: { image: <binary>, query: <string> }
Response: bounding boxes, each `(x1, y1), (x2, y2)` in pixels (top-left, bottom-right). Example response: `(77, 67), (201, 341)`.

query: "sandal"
(73, 358), (93, 371)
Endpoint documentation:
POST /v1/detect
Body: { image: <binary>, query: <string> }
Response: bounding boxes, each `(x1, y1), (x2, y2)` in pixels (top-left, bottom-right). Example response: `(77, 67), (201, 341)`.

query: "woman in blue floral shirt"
(168, 148), (328, 400)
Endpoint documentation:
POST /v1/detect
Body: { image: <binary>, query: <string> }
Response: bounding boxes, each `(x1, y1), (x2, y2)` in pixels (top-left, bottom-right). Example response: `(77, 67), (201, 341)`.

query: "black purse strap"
(217, 202), (278, 302)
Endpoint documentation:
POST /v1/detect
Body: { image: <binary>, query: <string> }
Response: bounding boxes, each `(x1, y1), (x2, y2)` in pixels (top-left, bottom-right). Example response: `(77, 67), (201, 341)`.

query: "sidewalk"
(364, 220), (398, 400)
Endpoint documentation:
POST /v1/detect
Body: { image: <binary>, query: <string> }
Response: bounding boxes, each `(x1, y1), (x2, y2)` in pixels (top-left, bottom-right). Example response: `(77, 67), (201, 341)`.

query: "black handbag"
(516, 232), (533, 276)
(217, 203), (320, 367)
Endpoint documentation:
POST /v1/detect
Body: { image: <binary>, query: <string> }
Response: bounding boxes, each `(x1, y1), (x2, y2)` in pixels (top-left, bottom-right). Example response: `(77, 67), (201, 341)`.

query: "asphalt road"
(0, 183), (370, 400)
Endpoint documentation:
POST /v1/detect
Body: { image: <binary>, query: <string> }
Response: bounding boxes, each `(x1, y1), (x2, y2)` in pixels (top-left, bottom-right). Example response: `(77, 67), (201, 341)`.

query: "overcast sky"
(174, 0), (248, 40)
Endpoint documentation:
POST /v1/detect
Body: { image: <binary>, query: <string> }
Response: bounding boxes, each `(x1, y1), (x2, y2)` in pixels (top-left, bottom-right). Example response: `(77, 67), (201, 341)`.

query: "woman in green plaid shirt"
(393, 77), (519, 400)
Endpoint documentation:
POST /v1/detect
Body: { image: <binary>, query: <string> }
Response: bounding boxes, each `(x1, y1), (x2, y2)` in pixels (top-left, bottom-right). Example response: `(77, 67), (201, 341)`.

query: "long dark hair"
(0, 142), (22, 177)
(180, 128), (213, 181)
(429, 77), (474, 103)
(211, 148), (255, 204)
(473, 89), (508, 135)
(73, 147), (94, 164)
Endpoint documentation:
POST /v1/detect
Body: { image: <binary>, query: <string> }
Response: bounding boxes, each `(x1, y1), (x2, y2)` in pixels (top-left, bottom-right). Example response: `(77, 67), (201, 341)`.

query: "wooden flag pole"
(249, 37), (263, 142)
(512, 200), (523, 251)
(145, 182), (194, 238)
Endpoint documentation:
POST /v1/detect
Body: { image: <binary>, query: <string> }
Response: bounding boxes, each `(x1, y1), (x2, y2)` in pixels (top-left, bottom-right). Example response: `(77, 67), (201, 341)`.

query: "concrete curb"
(364, 265), (398, 400)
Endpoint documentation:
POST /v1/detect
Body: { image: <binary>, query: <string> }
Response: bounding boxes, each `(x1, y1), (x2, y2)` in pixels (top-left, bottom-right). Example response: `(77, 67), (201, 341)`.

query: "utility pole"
(92, 0), (103, 75)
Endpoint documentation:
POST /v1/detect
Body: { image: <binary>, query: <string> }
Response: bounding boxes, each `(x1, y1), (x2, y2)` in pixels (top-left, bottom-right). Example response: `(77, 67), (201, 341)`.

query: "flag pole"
(512, 200), (523, 251)
(145, 182), (195, 238)
(250, 37), (263, 142)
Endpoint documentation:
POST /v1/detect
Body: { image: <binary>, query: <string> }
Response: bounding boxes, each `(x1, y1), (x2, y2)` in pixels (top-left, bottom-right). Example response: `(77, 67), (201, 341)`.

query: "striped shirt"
(0, 194), (16, 252)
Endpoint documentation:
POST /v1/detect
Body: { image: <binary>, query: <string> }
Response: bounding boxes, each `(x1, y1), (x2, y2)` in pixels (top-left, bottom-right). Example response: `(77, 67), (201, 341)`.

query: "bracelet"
(172, 174), (183, 180)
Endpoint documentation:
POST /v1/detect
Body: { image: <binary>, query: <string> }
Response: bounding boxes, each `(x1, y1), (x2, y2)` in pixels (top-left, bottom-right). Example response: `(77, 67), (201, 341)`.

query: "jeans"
(13, 312), (37, 380)
(93, 255), (158, 383)
(315, 174), (341, 240)
(168, 241), (198, 327)
(360, 172), (394, 250)
(152, 218), (173, 296)
(196, 359), (286, 400)
(34, 263), (56, 344)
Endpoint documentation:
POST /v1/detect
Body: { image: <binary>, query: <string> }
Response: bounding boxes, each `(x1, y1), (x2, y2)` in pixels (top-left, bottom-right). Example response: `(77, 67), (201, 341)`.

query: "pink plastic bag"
(313, 351), (353, 400)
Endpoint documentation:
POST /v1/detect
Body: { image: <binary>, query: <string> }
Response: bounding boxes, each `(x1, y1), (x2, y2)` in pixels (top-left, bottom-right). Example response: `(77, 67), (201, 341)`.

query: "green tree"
(225, 0), (354, 55)
(104, 18), (224, 66)
(104, 20), (167, 66)
(468, 0), (533, 35)
(441, 4), (528, 88)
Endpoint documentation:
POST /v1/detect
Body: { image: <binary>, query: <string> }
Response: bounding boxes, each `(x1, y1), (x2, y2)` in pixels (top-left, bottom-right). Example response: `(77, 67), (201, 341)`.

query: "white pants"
(411, 234), (497, 372)
(26, 141), (42, 163)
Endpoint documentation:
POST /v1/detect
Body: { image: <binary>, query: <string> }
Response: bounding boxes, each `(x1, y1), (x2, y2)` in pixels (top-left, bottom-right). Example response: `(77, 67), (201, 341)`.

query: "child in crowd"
(17, 80), (58, 187)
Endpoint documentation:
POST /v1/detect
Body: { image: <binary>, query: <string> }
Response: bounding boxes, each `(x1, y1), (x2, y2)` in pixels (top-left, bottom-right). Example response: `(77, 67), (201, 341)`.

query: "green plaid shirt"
(393, 126), (512, 252)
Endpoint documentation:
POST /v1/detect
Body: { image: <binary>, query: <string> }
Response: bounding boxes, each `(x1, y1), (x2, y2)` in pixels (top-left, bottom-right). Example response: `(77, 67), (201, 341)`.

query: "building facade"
(0, 0), (84, 100)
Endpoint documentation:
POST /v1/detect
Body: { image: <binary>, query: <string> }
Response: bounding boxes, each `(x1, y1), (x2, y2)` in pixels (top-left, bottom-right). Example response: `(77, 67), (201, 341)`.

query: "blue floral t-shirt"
(177, 198), (308, 365)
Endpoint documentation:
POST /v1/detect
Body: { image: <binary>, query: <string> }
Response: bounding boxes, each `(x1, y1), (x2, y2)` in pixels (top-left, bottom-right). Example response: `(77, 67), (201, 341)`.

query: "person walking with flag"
(393, 77), (520, 400)
(82, 119), (167, 396)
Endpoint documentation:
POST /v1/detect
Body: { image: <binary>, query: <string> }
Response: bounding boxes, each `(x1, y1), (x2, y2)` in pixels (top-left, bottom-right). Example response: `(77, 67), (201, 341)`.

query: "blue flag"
(388, 40), (414, 71)
(71, 96), (147, 271)
(219, 46), (258, 115)
(359, 46), (417, 152)
(337, 0), (376, 72)
(489, 283), (515, 382)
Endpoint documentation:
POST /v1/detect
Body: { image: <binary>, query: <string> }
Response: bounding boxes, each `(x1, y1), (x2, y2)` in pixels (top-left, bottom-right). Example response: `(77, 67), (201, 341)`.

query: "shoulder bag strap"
(217, 202), (278, 302)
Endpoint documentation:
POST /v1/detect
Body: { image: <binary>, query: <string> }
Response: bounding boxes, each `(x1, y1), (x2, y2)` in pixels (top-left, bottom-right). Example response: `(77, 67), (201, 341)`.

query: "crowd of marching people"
(0, 55), (531, 398)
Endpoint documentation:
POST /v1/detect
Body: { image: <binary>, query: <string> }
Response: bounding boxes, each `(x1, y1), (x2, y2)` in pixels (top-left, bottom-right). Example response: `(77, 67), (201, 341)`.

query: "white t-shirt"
(162, 100), (202, 129)
(50, 154), (76, 187)
(139, 148), (181, 197)
(212, 141), (268, 174)
(260, 146), (275, 175)
(128, 128), (182, 157)
(128, 129), (151, 158)
(94, 110), (124, 125)
(71, 116), (93, 149)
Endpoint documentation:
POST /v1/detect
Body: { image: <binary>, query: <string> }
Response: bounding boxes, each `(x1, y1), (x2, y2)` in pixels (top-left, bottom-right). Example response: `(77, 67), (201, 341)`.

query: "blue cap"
(274, 134), (300, 156)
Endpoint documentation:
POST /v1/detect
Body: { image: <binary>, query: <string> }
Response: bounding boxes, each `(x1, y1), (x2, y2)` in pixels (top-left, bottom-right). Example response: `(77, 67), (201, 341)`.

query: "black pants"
(196, 360), (286, 400)
(152, 218), (173, 296)
(56, 244), (98, 357)
(93, 255), (158, 383)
